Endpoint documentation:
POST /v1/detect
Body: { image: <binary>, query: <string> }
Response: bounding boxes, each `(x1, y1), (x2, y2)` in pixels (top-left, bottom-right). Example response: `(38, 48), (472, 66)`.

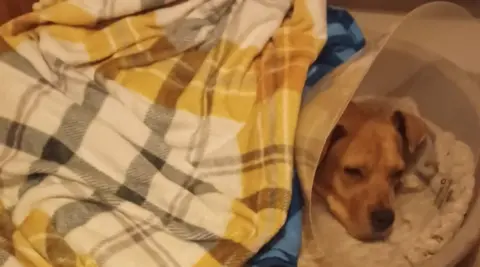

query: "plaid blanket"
(249, 6), (365, 266)
(0, 0), (327, 266)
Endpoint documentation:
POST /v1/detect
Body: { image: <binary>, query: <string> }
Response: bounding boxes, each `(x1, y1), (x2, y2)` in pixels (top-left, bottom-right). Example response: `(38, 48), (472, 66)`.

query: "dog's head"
(313, 102), (429, 241)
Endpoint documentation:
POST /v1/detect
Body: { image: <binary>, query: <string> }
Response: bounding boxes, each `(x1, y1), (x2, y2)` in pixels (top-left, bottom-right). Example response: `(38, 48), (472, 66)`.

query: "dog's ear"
(320, 125), (347, 162)
(391, 110), (428, 154)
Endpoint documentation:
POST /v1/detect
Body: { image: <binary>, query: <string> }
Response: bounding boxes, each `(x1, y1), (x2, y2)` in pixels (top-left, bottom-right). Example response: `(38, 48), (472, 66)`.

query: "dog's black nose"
(370, 208), (395, 232)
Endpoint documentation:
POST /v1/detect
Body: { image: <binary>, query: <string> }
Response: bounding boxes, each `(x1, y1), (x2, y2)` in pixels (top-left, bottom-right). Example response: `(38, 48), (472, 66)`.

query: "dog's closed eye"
(344, 167), (363, 178)
(390, 169), (404, 178)
(389, 169), (405, 184)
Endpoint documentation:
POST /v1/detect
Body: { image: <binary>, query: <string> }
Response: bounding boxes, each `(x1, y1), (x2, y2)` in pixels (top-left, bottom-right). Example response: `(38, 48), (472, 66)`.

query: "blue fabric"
(248, 6), (365, 267)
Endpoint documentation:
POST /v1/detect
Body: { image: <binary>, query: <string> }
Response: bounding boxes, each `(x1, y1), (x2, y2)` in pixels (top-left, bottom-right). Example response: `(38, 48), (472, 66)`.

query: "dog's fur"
(313, 101), (429, 241)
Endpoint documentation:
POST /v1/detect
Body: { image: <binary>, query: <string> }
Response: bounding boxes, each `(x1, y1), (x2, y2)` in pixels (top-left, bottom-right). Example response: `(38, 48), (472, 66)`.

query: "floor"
(329, 0), (480, 16)
(0, 0), (36, 25)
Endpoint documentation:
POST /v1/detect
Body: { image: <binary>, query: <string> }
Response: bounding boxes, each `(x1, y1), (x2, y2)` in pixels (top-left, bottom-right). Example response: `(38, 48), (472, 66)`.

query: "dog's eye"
(344, 167), (363, 177)
(390, 169), (404, 180)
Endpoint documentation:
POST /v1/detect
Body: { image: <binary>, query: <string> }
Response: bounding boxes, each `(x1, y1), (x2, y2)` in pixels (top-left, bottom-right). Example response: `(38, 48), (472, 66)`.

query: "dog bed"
(310, 96), (475, 267)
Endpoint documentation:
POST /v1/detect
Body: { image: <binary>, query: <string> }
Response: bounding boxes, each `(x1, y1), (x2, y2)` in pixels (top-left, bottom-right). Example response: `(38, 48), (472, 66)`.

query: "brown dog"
(313, 101), (429, 241)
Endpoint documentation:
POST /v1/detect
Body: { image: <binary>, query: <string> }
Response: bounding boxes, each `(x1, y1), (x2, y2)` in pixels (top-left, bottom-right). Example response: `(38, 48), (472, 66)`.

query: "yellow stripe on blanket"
(0, 0), (327, 266)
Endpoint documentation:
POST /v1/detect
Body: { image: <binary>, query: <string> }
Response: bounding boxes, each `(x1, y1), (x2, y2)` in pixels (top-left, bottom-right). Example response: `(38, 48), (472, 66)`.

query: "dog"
(313, 100), (431, 241)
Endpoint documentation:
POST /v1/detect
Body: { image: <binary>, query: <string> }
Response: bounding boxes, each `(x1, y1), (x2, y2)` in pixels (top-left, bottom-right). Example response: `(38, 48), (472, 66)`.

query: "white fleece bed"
(310, 96), (475, 267)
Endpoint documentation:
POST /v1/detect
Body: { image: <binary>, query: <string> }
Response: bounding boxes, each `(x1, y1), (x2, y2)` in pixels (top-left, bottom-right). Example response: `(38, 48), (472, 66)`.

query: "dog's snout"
(370, 208), (395, 232)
